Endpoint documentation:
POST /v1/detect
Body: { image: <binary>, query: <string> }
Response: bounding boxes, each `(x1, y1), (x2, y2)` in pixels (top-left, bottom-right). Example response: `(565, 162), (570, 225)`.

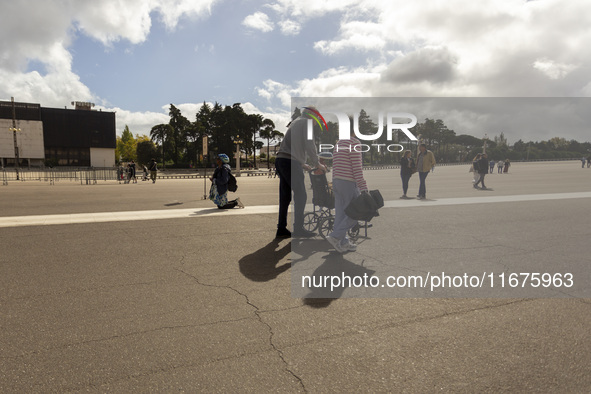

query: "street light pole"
(9, 97), (21, 180)
(234, 136), (242, 176)
(483, 133), (488, 154)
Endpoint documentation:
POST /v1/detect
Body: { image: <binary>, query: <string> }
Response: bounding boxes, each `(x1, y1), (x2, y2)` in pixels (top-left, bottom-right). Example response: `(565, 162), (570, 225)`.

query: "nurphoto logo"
(304, 108), (419, 153)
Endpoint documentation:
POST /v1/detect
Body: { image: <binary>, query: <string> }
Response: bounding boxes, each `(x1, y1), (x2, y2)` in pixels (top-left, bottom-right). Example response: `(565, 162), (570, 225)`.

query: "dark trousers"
(275, 158), (307, 230)
(401, 172), (411, 195)
(418, 171), (428, 197)
(218, 200), (238, 209)
(475, 173), (486, 188)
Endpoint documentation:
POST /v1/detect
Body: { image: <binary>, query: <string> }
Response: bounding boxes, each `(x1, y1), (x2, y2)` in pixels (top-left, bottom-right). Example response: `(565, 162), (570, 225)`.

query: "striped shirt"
(332, 138), (368, 192)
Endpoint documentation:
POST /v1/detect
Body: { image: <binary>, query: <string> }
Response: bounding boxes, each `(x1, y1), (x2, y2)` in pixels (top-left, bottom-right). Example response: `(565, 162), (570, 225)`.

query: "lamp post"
(416, 134), (424, 158)
(483, 133), (488, 154)
(234, 136), (243, 176)
(10, 97), (21, 180)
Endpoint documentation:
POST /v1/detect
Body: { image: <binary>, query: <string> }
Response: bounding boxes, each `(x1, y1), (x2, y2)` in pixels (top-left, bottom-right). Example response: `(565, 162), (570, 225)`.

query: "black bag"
(227, 172), (238, 192)
(369, 190), (384, 209)
(345, 189), (383, 222)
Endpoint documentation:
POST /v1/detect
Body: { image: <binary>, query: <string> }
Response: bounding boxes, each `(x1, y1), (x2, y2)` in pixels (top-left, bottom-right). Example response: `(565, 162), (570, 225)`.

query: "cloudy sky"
(1, 0), (590, 142)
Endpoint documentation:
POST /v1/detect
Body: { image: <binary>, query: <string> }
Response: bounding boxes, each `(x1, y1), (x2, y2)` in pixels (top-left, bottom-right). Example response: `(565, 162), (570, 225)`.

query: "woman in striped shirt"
(326, 137), (368, 253)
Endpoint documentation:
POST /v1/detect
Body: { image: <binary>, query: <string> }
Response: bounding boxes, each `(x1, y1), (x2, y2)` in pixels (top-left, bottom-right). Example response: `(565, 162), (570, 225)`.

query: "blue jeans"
(418, 171), (428, 197)
(400, 172), (411, 195)
(275, 158), (307, 230)
(329, 178), (360, 241)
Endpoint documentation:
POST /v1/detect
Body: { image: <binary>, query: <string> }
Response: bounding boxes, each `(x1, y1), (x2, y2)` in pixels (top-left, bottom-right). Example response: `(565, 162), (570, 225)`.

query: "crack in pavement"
(175, 267), (307, 392)
(64, 345), (300, 393)
(272, 298), (538, 352)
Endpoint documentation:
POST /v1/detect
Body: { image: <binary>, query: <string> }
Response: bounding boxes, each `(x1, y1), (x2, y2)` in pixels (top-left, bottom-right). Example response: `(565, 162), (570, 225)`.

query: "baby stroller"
(303, 170), (367, 240)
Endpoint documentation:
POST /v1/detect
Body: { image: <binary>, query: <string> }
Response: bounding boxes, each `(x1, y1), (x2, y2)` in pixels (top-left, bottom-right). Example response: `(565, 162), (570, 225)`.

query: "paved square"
(1, 161), (590, 392)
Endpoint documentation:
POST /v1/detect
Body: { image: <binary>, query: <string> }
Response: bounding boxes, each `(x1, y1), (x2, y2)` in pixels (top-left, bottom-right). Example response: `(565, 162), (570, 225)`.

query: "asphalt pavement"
(0, 161), (590, 392)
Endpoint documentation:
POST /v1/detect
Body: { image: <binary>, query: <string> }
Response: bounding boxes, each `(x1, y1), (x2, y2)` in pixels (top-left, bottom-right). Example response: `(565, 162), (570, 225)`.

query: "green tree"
(259, 120), (283, 169)
(116, 125), (137, 162)
(150, 123), (173, 168)
(356, 110), (378, 164)
(136, 139), (158, 166)
(168, 104), (191, 166)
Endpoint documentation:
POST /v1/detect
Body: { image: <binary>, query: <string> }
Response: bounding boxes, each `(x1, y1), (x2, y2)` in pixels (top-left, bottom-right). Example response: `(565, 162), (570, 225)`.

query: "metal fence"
(0, 158), (581, 186)
(1, 168), (118, 185)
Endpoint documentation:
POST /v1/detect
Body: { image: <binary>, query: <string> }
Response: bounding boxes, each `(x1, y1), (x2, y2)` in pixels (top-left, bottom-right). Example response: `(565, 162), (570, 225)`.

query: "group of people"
(118, 159), (159, 183)
(271, 107), (438, 253)
(582, 157), (591, 168)
(469, 155), (511, 189)
(399, 145), (436, 199)
(117, 161), (138, 184)
(489, 159), (509, 174)
(273, 106), (363, 253)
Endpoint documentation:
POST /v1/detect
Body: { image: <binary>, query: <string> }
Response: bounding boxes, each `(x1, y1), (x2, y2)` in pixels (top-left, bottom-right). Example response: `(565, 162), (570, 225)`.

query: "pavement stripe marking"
(0, 192), (590, 228)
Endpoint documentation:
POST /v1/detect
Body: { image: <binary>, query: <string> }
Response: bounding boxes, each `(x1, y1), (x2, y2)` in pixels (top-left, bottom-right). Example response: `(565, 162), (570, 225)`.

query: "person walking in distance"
(399, 150), (415, 199)
(129, 160), (137, 183)
(472, 153), (482, 187)
(497, 160), (504, 174)
(274, 107), (326, 238)
(416, 144), (436, 200)
(149, 158), (158, 183)
(474, 153), (489, 189)
(142, 165), (149, 181)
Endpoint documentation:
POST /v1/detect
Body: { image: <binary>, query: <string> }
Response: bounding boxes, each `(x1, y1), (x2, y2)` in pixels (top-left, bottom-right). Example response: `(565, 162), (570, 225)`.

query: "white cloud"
(241, 102), (291, 132)
(3, 0), (591, 144)
(256, 79), (294, 107)
(242, 12), (274, 32)
(258, 0), (591, 100)
(314, 21), (385, 55)
(101, 106), (169, 137)
(154, 0), (220, 30)
(0, 0), (220, 109)
(266, 0), (360, 19)
(279, 20), (301, 35)
(533, 59), (578, 80)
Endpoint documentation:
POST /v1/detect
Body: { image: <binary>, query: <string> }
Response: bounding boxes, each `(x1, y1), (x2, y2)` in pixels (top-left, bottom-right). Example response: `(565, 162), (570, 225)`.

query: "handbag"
(345, 189), (383, 222)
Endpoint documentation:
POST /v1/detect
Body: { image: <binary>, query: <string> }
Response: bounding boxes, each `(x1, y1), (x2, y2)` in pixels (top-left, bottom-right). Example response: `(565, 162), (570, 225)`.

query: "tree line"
(308, 108), (591, 164)
(117, 105), (591, 168)
(116, 102), (283, 168)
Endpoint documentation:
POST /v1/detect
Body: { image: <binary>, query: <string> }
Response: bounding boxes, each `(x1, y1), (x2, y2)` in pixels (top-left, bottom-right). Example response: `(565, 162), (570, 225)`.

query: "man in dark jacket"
(274, 107), (325, 238)
(474, 153), (489, 189)
(149, 158), (158, 183)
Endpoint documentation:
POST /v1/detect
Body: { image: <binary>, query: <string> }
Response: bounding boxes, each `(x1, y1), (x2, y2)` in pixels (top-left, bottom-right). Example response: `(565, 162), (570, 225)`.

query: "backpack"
(227, 172), (238, 192)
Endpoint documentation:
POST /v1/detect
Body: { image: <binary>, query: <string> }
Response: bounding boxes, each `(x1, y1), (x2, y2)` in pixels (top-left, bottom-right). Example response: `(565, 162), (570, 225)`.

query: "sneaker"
(473, 184), (479, 189)
(236, 197), (245, 208)
(342, 238), (357, 252)
(292, 228), (316, 238)
(275, 228), (291, 239)
(326, 236), (345, 253)
(400, 195), (407, 199)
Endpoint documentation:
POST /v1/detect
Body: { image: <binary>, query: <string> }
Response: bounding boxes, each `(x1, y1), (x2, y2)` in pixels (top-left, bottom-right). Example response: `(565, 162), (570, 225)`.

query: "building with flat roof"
(0, 99), (116, 168)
